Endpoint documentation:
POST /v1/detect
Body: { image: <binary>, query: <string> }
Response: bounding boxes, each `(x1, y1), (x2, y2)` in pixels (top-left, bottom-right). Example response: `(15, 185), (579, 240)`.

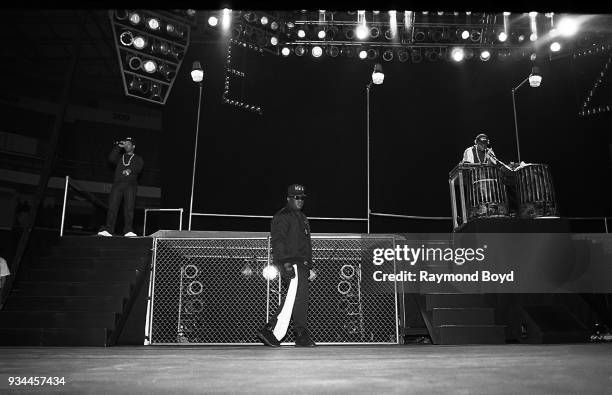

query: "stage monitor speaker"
(517, 305), (590, 343)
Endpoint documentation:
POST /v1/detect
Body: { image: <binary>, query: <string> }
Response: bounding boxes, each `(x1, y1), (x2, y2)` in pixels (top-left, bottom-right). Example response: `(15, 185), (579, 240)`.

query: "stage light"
(529, 66), (542, 87)
(480, 49), (491, 61)
(550, 42), (561, 52)
(191, 61), (203, 83)
(382, 49), (393, 61)
(231, 25), (242, 39)
(464, 48), (474, 60)
(503, 12), (511, 16)
(497, 49), (511, 60)
(414, 29), (426, 41)
(312, 46), (323, 57)
(471, 29), (481, 42)
(529, 11), (538, 18)
(389, 10), (397, 35)
(270, 21), (279, 30)
(158, 63), (175, 81)
(147, 18), (160, 31)
(295, 45), (305, 56)
(425, 48), (438, 62)
(119, 31), (134, 46)
(286, 21), (295, 29)
(411, 48), (422, 63)
(498, 31), (508, 42)
(129, 12), (141, 25)
(262, 265), (278, 280)
(151, 40), (170, 56)
(127, 55), (141, 70)
(297, 29), (306, 38)
(384, 29), (395, 40)
(557, 17), (578, 36)
(318, 29), (326, 39)
(281, 46), (291, 56)
(132, 36), (147, 49)
(530, 53), (537, 61)
(461, 30), (470, 40)
(150, 83), (162, 100)
(437, 11), (444, 16)
(142, 59), (157, 73)
(367, 48), (379, 59)
(530, 33), (538, 41)
(222, 9), (231, 30)
(356, 25), (369, 40)
(270, 36), (278, 46)
(518, 34), (526, 42)
(398, 49), (409, 62)
(327, 46), (340, 57)
(358, 49), (367, 59)
(451, 47), (464, 62)
(370, 27), (380, 38)
(115, 10), (129, 20)
(208, 16), (218, 26)
(326, 27), (337, 40)
(260, 16), (268, 25)
(431, 28), (443, 42)
(371, 63), (384, 85)
(342, 46), (355, 57)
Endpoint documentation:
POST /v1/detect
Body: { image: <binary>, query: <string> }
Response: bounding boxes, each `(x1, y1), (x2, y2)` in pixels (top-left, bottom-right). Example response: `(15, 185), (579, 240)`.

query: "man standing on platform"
(98, 137), (144, 237)
(257, 184), (317, 347)
(462, 133), (498, 165)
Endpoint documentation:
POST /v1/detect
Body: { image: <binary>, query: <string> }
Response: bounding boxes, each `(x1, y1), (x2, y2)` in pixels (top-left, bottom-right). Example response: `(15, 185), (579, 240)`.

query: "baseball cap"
(287, 184), (307, 197)
(475, 133), (488, 143)
(124, 137), (136, 144)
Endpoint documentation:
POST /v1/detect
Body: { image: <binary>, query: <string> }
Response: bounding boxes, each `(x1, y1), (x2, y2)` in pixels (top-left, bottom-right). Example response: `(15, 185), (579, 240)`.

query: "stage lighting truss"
(576, 45), (612, 117)
(110, 10), (193, 105)
(221, 39), (264, 115)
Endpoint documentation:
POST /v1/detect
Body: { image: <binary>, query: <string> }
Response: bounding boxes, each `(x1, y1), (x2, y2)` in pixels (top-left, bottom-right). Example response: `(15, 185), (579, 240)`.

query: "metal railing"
(59, 175), (108, 236)
(189, 211), (367, 230)
(143, 208), (183, 236)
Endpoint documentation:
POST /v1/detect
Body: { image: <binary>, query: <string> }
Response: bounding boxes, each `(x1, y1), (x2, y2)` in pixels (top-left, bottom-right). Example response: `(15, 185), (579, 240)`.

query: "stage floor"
(1, 344), (611, 394)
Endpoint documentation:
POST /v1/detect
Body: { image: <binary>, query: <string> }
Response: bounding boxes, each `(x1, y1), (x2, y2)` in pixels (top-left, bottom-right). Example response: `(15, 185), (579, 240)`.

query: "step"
(426, 294), (491, 310)
(32, 257), (147, 270)
(438, 325), (506, 345)
(13, 281), (132, 297)
(4, 296), (125, 313)
(433, 308), (495, 326)
(0, 311), (118, 329)
(0, 327), (108, 346)
(59, 235), (152, 248)
(22, 268), (140, 282)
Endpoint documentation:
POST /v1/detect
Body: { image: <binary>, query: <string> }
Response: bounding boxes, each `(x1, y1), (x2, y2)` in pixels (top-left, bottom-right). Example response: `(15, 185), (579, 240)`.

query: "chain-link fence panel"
(269, 236), (398, 344)
(149, 238), (270, 344)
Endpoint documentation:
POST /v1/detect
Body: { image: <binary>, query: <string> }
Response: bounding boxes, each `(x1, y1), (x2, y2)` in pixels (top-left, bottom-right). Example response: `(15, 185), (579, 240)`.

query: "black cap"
(287, 184), (306, 197)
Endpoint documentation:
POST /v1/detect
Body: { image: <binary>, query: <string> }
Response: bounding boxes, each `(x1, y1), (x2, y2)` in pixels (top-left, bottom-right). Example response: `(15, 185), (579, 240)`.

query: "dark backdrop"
(162, 38), (612, 233)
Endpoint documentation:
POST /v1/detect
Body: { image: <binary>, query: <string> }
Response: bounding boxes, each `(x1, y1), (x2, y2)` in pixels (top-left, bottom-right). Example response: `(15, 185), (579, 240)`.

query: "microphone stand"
(486, 148), (514, 171)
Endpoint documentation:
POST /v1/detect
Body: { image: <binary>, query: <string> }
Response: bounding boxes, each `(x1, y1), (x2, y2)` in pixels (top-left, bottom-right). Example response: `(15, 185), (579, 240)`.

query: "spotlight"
(260, 16), (268, 25)
(271, 21), (279, 30)
(384, 29), (395, 40)
(146, 18), (160, 31)
(327, 46), (340, 57)
(465, 48), (474, 60)
(414, 29), (426, 41)
(342, 46), (355, 57)
(191, 61), (203, 83)
(133, 36), (147, 49)
(166, 23), (176, 35)
(479, 49), (491, 61)
(137, 79), (150, 95)
(127, 55), (142, 70)
(529, 66), (542, 87)
(358, 49), (367, 59)
(295, 45), (305, 56)
(550, 42), (561, 52)
(498, 31), (508, 42)
(142, 59), (157, 73)
(231, 25), (242, 39)
(411, 49), (423, 63)
(115, 10), (129, 20)
(431, 28), (444, 42)
(372, 63), (384, 85)
(367, 48), (379, 59)
(270, 36), (278, 46)
(450, 47), (464, 62)
(281, 47), (291, 56)
(119, 31), (134, 46)
(529, 11), (538, 18)
(503, 11), (511, 16)
(345, 29), (355, 40)
(150, 83), (162, 100)
(382, 49), (394, 61)
(318, 29), (326, 39)
(129, 12), (141, 25)
(151, 40), (170, 55)
(398, 49), (409, 62)
(557, 17), (578, 37)
(370, 27), (380, 38)
(470, 29), (481, 42)
(158, 63), (175, 81)
(297, 29), (306, 38)
(497, 49), (511, 60)
(325, 27), (337, 40)
(425, 48), (438, 62)
(262, 265), (278, 280)
(208, 16), (218, 26)
(312, 46), (323, 57)
(461, 30), (470, 40)
(356, 25), (369, 40)
(530, 33), (537, 41)
(222, 8), (231, 30)
(517, 34), (526, 42)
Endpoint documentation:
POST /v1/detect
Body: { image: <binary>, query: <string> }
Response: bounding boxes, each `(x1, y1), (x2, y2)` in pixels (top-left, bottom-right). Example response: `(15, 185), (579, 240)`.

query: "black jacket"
(271, 205), (312, 269)
(109, 146), (144, 184)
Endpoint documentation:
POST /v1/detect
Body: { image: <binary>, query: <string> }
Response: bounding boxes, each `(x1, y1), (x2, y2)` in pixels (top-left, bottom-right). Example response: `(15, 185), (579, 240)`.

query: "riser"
(0, 328), (108, 346)
(426, 294), (491, 310)
(58, 236), (152, 248)
(0, 311), (118, 328)
(22, 269), (140, 282)
(433, 308), (495, 326)
(4, 296), (125, 312)
(13, 282), (132, 297)
(438, 325), (506, 344)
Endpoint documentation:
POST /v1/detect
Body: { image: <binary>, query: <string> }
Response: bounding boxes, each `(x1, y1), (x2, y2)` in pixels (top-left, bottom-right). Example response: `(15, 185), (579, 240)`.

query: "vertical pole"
(188, 83), (203, 231)
(143, 209), (148, 236)
(512, 77), (528, 164)
(366, 83), (371, 234)
(179, 208), (183, 231)
(60, 176), (69, 237)
(605, 217), (609, 234)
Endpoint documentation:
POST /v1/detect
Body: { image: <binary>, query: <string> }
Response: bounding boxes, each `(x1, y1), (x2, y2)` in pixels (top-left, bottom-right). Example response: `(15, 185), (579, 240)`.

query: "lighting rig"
(109, 9), (197, 104)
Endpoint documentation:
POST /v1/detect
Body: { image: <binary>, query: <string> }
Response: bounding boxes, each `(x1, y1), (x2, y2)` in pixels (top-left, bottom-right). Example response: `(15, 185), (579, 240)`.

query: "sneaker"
(124, 232), (137, 237)
(257, 326), (280, 347)
(295, 330), (317, 347)
(97, 230), (112, 237)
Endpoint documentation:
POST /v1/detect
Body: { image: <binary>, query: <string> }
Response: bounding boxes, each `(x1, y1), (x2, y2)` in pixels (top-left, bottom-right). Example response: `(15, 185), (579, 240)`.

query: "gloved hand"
(281, 262), (296, 280)
(308, 269), (316, 281)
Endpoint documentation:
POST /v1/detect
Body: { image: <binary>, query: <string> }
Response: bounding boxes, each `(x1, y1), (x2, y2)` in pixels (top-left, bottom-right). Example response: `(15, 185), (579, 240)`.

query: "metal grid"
(148, 236), (398, 345)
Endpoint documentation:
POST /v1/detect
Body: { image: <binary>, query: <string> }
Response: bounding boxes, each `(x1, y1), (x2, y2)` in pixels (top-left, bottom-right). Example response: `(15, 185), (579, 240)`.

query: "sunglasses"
(289, 196), (305, 200)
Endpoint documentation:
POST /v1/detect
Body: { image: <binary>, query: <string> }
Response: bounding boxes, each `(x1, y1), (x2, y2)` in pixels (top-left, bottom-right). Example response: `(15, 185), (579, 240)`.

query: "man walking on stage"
(97, 137), (144, 237)
(258, 184), (317, 347)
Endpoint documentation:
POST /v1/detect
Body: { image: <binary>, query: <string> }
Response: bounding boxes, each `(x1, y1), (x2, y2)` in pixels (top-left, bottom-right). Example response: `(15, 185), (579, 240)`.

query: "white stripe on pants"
(273, 264), (298, 341)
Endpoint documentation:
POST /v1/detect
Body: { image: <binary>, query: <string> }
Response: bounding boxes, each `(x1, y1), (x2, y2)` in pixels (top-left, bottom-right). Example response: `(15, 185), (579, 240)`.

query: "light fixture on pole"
(366, 63), (384, 233)
(511, 66), (541, 163)
(188, 61), (204, 230)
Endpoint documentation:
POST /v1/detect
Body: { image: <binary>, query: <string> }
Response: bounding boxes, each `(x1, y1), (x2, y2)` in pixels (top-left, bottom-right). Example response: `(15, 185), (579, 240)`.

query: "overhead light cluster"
(111, 9), (192, 104)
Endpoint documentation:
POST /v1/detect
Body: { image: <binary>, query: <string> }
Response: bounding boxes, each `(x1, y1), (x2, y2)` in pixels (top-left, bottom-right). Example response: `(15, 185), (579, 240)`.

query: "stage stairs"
(0, 236), (152, 346)
(420, 294), (506, 344)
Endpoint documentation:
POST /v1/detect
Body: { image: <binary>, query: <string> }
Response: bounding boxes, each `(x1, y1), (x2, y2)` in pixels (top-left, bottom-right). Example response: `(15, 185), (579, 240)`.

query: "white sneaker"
(97, 230), (112, 237)
(124, 232), (137, 237)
